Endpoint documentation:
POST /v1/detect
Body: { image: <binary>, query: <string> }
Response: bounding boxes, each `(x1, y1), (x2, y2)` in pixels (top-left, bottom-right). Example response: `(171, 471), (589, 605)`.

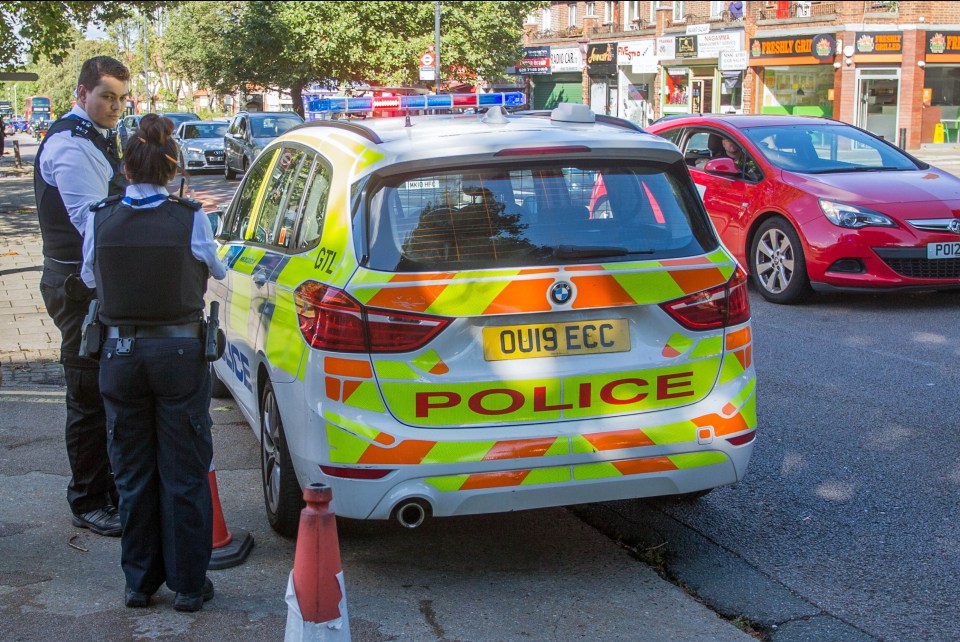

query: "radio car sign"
(550, 47), (582, 73)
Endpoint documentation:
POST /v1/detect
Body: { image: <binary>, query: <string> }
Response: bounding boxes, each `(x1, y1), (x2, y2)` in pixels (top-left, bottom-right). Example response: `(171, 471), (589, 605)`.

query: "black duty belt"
(105, 322), (203, 339)
(43, 258), (82, 275)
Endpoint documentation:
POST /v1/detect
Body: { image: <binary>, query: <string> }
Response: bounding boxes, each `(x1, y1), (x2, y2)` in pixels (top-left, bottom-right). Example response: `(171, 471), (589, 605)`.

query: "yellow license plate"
(483, 319), (630, 361)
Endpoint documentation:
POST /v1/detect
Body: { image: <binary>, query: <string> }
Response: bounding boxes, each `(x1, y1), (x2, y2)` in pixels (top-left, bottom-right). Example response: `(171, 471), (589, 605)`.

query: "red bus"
(24, 95), (52, 122)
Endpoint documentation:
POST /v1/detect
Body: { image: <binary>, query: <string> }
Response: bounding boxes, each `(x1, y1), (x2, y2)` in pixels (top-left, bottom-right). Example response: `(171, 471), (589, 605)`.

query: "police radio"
(204, 301), (224, 362)
(79, 298), (103, 359)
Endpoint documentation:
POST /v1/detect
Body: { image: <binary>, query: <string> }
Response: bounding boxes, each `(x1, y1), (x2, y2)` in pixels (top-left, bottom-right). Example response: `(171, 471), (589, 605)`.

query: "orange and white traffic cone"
(208, 460), (254, 570)
(284, 483), (351, 642)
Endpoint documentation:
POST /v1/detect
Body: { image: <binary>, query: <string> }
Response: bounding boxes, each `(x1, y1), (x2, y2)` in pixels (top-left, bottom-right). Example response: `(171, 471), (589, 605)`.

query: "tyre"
(224, 157), (237, 180)
(749, 217), (812, 304)
(260, 380), (304, 537)
(210, 363), (231, 399)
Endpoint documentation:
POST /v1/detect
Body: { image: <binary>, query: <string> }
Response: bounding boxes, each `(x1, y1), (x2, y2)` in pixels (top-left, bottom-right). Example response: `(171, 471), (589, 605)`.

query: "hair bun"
(137, 113), (175, 145)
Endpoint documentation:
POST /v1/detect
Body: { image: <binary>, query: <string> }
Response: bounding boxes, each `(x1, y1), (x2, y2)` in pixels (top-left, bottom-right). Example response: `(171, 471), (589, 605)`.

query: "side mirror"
(703, 157), (741, 177)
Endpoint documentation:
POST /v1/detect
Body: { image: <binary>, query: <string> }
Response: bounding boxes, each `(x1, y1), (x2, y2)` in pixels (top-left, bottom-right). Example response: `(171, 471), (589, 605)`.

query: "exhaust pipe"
(393, 499), (430, 529)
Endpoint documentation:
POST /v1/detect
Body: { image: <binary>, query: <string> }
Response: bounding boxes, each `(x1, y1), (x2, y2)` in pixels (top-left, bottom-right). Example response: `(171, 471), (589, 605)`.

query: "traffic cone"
(284, 483), (351, 642)
(208, 460), (254, 570)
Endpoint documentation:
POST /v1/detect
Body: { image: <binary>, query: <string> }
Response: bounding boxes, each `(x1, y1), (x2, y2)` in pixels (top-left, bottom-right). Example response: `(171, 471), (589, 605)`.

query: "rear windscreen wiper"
(553, 245), (630, 259)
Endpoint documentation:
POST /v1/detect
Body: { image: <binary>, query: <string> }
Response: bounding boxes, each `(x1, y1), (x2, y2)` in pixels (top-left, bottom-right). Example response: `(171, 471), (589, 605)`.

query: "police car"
(207, 93), (758, 536)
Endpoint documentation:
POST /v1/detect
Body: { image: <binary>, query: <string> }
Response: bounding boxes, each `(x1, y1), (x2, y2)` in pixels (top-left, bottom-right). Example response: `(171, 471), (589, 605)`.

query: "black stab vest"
(92, 198), (208, 327)
(35, 116), (127, 262)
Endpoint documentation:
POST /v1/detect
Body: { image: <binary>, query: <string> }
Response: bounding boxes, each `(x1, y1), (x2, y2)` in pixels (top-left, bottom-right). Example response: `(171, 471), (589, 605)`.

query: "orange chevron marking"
(734, 349), (748, 369)
(341, 380), (362, 402)
(325, 377), (340, 401)
(725, 327), (752, 350)
(483, 279), (554, 314)
(662, 345), (682, 358)
(374, 432), (396, 446)
(693, 412), (750, 437)
(483, 437), (558, 461)
(358, 439), (435, 465)
(613, 456), (677, 475)
(582, 428), (655, 451)
(661, 256), (712, 267)
(324, 356), (373, 378)
(389, 272), (458, 282)
(460, 470), (531, 490)
(669, 267), (727, 295)
(722, 402), (737, 416)
(569, 274), (636, 308)
(429, 361), (449, 375)
(364, 284), (448, 313)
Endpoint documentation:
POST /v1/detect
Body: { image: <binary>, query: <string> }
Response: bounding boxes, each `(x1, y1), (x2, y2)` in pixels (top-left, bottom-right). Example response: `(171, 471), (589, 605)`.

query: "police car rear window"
(365, 161), (716, 271)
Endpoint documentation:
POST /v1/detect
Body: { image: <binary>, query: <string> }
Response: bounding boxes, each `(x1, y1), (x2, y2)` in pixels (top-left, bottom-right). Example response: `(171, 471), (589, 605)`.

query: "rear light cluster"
(294, 281), (451, 352)
(660, 267), (751, 331)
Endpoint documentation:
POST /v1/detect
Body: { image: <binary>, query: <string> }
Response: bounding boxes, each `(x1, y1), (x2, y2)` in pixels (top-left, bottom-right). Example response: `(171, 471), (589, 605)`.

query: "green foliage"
(0, 1), (175, 71)
(165, 1), (545, 115)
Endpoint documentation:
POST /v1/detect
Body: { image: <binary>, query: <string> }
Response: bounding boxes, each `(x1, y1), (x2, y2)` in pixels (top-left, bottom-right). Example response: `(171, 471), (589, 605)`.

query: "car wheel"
(210, 363), (231, 399)
(224, 157), (237, 180)
(750, 217), (812, 304)
(260, 380), (304, 537)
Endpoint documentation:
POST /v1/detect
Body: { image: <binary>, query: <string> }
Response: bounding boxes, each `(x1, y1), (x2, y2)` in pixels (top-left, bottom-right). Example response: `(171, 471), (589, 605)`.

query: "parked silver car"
(223, 111), (304, 180)
(174, 120), (228, 174)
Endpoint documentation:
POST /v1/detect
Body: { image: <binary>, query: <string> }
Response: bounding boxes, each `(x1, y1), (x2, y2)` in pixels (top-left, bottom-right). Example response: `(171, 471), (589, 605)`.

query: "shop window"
(923, 67), (960, 108)
(719, 71), (743, 112)
(761, 66), (833, 117)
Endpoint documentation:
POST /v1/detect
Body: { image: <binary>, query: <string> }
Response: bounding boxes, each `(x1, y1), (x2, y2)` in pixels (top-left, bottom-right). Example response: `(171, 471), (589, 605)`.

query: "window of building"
(586, 2), (596, 17)
(604, 1), (615, 23)
(568, 3), (577, 27)
(541, 7), (553, 29)
(710, 1), (726, 18)
(625, 1), (640, 28)
(673, 1), (685, 22)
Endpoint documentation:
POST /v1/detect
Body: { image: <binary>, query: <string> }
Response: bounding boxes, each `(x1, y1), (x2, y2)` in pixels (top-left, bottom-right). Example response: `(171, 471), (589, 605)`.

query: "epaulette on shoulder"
(90, 194), (123, 212)
(70, 118), (99, 142)
(168, 196), (203, 211)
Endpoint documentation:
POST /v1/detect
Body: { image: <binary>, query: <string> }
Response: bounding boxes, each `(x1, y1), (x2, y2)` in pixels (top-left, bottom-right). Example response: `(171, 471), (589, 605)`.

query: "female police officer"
(79, 114), (226, 611)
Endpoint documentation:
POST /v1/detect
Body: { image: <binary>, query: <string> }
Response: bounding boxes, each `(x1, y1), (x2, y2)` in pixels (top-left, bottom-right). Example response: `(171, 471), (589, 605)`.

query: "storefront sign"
(719, 51), (749, 71)
(519, 46), (551, 75)
(926, 32), (960, 55)
(656, 37), (676, 60)
(697, 31), (744, 57)
(550, 47), (582, 73)
(686, 24), (710, 36)
(587, 42), (617, 75)
(749, 33), (836, 62)
(618, 40), (657, 73)
(676, 36), (698, 59)
(854, 32), (902, 55)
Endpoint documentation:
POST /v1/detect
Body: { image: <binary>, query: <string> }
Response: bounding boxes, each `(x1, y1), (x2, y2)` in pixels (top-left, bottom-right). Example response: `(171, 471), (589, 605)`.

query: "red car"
(647, 115), (960, 303)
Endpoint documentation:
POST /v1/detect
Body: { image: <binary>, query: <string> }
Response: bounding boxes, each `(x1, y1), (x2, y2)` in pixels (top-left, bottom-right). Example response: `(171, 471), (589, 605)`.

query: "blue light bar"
(304, 92), (526, 116)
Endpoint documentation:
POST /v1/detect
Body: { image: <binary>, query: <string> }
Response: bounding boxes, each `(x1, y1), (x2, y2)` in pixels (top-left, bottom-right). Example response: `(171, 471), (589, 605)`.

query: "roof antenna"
(481, 105), (509, 125)
(405, 112), (412, 127)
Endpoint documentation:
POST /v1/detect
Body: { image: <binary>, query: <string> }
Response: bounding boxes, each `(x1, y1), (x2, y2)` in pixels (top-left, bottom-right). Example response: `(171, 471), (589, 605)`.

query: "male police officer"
(35, 56), (130, 536)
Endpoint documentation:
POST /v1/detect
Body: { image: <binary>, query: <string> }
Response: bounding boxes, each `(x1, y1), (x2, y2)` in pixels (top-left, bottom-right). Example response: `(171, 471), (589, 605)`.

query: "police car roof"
(284, 109), (680, 163)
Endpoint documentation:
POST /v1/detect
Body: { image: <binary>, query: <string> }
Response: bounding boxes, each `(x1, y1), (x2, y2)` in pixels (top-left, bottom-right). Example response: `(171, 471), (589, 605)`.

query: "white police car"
(208, 93), (757, 536)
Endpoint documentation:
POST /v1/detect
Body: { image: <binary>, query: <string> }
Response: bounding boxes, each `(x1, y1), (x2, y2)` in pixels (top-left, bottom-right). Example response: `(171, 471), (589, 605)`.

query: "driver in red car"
(719, 137), (761, 181)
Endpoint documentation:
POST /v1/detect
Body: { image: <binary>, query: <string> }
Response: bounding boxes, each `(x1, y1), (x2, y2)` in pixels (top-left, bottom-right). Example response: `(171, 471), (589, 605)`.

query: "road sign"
(419, 52), (435, 68)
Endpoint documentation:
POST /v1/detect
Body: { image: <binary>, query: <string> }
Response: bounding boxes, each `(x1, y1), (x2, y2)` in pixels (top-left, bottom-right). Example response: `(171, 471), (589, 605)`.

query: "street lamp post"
(578, 36), (590, 106)
(434, 1), (441, 94)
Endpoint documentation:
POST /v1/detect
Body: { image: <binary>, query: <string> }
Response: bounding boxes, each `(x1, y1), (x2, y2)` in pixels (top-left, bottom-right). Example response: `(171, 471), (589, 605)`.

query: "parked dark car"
(223, 111), (304, 179)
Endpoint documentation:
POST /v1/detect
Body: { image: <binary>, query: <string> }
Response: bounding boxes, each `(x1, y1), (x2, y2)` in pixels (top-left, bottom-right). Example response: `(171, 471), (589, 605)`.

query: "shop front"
(851, 32), (903, 144)
(922, 31), (960, 143)
(657, 28), (745, 116)
(616, 39), (657, 127)
(587, 42), (618, 116)
(749, 33), (837, 118)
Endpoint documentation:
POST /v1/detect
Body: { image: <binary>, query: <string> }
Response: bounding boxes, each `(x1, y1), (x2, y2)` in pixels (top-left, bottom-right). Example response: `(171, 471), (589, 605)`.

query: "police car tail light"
(660, 267), (750, 331)
(295, 281), (450, 353)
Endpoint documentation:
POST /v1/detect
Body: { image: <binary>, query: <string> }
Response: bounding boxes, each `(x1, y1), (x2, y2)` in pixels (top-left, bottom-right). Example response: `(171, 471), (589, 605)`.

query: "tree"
(0, 1), (174, 71)
(165, 1), (545, 117)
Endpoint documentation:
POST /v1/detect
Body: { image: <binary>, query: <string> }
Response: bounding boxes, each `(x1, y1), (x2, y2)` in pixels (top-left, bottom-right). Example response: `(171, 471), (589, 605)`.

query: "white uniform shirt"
(39, 106), (116, 248)
(80, 184), (227, 288)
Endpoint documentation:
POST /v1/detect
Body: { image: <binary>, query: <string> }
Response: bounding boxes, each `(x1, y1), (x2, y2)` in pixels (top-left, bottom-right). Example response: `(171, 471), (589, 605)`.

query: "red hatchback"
(647, 115), (960, 303)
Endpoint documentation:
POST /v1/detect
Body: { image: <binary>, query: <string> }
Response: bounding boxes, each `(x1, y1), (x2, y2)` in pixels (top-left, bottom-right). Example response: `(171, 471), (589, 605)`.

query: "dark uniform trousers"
(99, 336), (213, 595)
(39, 264), (116, 514)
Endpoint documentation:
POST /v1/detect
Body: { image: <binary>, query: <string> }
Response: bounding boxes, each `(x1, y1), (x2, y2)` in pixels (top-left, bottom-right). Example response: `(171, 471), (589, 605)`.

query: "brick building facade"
(521, 1), (960, 149)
